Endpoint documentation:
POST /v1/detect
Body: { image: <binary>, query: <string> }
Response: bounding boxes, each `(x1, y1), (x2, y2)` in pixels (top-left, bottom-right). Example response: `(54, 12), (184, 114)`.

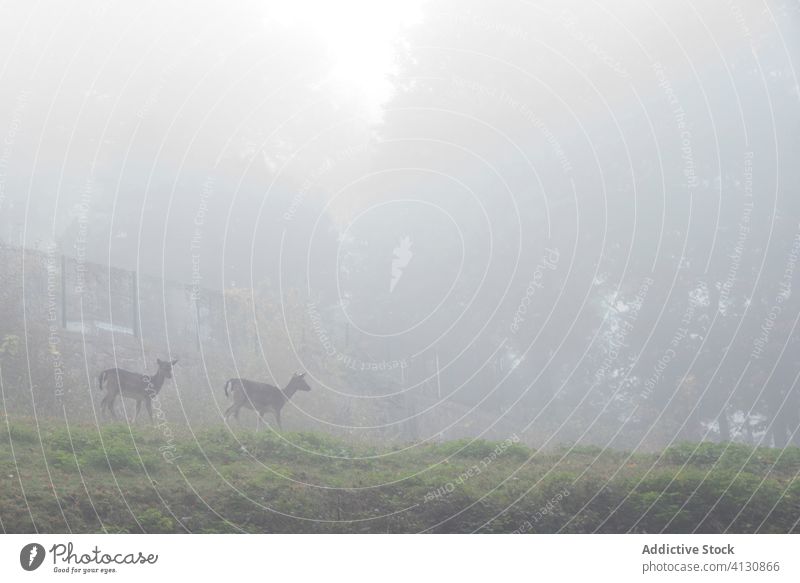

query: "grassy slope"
(0, 418), (798, 533)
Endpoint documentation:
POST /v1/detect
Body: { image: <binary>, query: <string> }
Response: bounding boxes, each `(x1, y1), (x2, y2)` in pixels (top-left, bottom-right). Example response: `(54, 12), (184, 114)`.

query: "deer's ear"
(299, 372), (306, 378)
(157, 358), (164, 365)
(171, 359), (179, 365)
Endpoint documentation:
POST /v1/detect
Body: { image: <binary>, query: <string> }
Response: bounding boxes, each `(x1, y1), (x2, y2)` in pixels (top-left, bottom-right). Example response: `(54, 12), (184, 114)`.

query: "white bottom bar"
(1, 534), (797, 582)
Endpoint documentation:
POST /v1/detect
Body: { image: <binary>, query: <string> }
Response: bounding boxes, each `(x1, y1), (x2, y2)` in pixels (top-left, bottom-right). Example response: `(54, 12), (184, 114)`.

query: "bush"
(137, 508), (175, 533)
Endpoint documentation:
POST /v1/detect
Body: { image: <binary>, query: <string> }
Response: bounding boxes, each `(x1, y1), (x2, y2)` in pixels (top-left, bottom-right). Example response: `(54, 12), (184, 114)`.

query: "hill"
(1, 418), (798, 533)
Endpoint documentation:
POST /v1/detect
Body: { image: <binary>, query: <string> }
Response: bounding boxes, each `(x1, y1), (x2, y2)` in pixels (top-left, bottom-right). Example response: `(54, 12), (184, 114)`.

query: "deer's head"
(157, 358), (179, 379)
(287, 371), (311, 392)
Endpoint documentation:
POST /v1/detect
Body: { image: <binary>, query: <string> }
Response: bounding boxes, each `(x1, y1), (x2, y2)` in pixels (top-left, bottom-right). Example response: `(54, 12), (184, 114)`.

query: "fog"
(2, 0), (800, 450)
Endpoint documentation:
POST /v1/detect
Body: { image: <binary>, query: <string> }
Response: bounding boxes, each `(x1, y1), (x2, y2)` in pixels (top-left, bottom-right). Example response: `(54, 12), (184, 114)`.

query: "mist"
(1, 0), (800, 535)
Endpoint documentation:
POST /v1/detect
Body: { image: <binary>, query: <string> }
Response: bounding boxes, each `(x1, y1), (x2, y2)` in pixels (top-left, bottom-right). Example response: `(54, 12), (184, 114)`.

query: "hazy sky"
(1, 0), (800, 448)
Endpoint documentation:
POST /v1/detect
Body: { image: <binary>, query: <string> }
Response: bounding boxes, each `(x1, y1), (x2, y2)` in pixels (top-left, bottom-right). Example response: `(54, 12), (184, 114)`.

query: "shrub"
(138, 508), (175, 533)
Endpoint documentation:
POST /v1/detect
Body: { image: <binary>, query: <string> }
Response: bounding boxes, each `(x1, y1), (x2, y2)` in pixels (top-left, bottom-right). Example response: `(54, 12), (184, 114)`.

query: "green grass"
(0, 417), (797, 533)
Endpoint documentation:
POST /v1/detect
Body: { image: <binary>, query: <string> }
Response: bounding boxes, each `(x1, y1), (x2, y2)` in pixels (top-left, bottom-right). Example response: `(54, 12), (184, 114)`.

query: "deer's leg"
(274, 408), (283, 431)
(108, 394), (119, 420)
(133, 400), (142, 423)
(145, 398), (153, 423)
(119, 397), (129, 422)
(225, 403), (243, 426)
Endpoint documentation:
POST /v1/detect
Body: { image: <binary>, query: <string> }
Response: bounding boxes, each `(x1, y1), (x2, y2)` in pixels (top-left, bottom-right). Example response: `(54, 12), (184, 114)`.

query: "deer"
(222, 372), (311, 431)
(97, 358), (178, 422)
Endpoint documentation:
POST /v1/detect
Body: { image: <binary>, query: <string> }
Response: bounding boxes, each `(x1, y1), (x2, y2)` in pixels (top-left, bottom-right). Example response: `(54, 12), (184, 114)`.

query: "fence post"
(195, 295), (202, 352)
(436, 351), (441, 399)
(60, 254), (67, 328)
(131, 270), (139, 337)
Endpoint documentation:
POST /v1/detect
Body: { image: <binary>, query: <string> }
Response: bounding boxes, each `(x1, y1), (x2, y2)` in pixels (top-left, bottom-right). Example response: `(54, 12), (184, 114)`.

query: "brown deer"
(223, 372), (311, 430)
(98, 358), (178, 422)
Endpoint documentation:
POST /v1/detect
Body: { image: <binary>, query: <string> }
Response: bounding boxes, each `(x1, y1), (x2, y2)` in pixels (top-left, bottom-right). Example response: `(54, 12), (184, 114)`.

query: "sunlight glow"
(263, 0), (425, 120)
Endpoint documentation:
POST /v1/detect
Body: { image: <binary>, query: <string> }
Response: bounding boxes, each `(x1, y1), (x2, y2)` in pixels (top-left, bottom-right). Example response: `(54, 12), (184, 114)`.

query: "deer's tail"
(98, 370), (107, 392)
(223, 378), (233, 397)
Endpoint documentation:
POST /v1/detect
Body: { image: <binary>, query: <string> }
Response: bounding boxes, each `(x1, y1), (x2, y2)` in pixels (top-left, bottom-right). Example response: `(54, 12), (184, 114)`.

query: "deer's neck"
(282, 384), (298, 400)
(148, 369), (167, 393)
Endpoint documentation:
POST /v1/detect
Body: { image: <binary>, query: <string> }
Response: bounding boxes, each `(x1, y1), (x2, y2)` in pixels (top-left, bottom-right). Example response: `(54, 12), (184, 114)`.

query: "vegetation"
(1, 417), (797, 533)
